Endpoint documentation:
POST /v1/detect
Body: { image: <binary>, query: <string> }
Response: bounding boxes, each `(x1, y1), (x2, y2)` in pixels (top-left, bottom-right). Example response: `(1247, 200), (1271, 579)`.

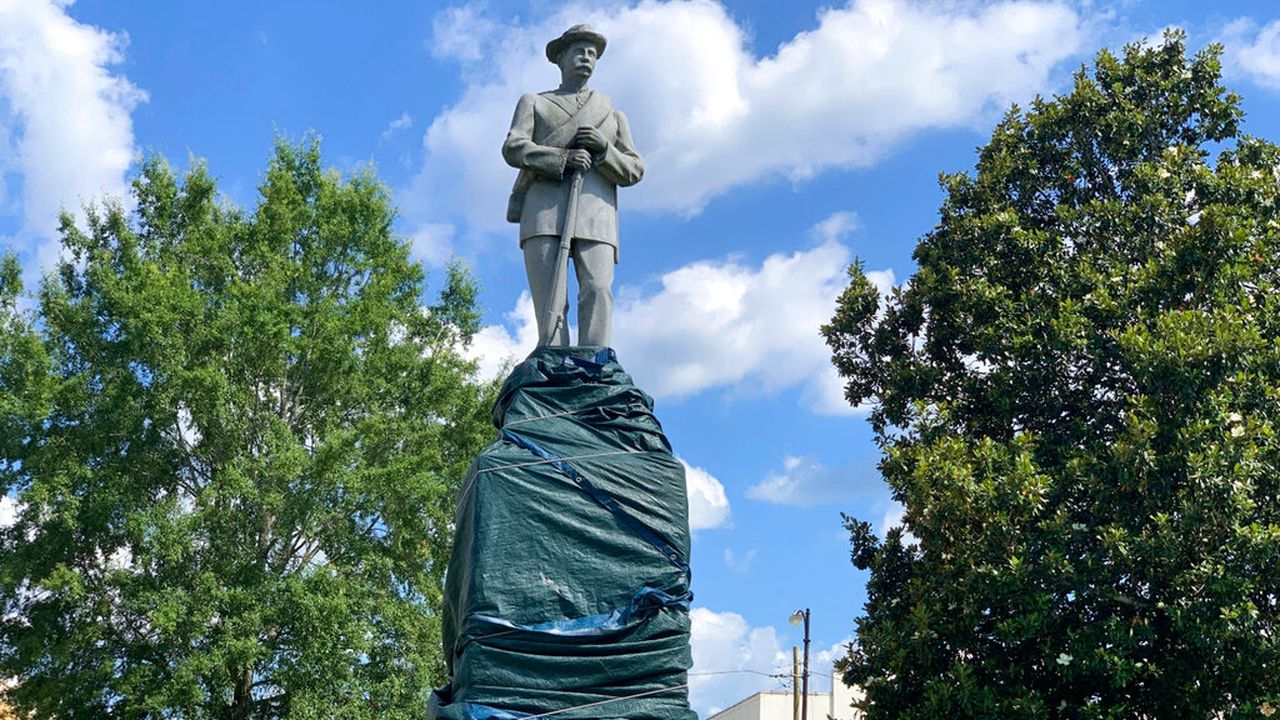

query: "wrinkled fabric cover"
(431, 346), (695, 720)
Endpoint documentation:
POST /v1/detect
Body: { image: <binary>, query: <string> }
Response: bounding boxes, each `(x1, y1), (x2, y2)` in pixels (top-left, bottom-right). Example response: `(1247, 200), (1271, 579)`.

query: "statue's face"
(557, 40), (598, 83)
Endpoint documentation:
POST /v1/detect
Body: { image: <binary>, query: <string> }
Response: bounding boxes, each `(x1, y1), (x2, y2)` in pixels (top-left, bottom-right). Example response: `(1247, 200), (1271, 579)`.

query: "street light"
(789, 608), (810, 720)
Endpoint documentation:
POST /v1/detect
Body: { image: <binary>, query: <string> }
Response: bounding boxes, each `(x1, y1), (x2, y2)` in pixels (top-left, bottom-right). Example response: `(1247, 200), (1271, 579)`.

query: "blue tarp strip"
(467, 586), (692, 638)
(500, 428), (691, 575)
(558, 347), (615, 374)
(462, 702), (531, 720)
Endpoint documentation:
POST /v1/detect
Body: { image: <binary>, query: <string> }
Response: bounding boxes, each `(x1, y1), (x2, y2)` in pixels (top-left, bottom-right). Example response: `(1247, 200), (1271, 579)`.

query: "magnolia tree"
(824, 34), (1280, 718)
(0, 141), (496, 718)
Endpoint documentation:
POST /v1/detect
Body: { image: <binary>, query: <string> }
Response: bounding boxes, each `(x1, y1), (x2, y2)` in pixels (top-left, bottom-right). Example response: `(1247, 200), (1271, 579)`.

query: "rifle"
(539, 168), (585, 346)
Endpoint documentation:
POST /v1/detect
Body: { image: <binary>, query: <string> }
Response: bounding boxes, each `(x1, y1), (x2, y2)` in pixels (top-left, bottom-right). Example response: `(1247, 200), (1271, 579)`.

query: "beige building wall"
(829, 674), (865, 720)
(709, 691), (766, 720)
(707, 667), (864, 720)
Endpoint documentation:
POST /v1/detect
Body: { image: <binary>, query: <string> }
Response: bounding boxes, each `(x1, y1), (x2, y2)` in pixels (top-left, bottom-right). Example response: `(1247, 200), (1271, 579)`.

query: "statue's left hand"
(574, 126), (607, 153)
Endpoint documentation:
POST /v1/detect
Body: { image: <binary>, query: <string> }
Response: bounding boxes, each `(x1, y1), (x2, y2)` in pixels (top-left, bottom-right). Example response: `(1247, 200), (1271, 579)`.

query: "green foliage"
(824, 33), (1280, 719)
(0, 138), (497, 718)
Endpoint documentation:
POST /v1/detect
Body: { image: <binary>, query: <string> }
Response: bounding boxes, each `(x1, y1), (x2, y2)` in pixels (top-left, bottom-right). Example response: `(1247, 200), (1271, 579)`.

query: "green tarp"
(430, 347), (696, 720)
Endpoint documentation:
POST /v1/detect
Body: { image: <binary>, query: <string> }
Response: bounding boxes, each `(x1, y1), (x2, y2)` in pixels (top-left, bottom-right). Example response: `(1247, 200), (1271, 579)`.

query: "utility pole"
(789, 609), (811, 720)
(792, 646), (800, 720)
(801, 609), (810, 720)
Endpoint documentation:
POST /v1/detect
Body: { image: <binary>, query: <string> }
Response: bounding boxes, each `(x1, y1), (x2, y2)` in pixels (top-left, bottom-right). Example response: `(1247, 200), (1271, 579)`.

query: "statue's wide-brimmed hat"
(546, 24), (607, 63)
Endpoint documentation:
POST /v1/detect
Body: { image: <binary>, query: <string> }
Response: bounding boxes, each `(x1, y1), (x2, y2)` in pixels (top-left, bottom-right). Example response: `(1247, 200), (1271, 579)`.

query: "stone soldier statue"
(503, 24), (644, 348)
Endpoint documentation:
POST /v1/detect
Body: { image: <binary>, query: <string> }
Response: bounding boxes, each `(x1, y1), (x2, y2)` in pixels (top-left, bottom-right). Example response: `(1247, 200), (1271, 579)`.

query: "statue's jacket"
(503, 90), (644, 261)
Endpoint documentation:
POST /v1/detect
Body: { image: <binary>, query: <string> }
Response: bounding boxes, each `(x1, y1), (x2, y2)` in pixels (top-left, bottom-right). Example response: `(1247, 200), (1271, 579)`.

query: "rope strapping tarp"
(501, 427), (691, 575)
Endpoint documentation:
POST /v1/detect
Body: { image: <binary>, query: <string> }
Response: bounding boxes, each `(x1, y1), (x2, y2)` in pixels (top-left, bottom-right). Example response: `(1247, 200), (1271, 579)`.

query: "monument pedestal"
(431, 347), (696, 720)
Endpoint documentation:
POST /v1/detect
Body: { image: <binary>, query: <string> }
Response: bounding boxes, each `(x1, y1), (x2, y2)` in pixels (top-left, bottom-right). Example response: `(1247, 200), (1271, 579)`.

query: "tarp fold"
(431, 346), (696, 720)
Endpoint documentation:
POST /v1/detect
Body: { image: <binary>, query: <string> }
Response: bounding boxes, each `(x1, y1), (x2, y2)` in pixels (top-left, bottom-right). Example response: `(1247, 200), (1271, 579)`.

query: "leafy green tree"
(824, 34), (1280, 719)
(0, 139), (496, 718)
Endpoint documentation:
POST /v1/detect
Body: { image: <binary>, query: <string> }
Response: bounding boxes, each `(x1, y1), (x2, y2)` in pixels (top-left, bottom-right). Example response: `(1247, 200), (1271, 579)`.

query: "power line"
(689, 669), (789, 679)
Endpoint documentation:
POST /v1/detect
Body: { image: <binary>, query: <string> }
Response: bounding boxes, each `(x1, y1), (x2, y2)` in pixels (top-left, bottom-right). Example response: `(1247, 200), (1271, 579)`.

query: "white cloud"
(409, 0), (1086, 232)
(723, 547), (755, 573)
(96, 543), (132, 572)
(466, 214), (894, 414)
(0, 494), (21, 528)
(681, 457), (731, 530)
(689, 608), (850, 715)
(379, 111), (414, 142)
(0, 0), (146, 273)
(171, 401), (202, 448)
(878, 500), (905, 537)
(612, 223), (893, 415)
(746, 454), (874, 507)
(462, 289), (538, 380)
(875, 498), (918, 545)
(410, 222), (456, 266)
(689, 607), (788, 716)
(811, 211), (861, 243)
(814, 637), (853, 671)
(430, 4), (501, 64)
(1222, 18), (1280, 90)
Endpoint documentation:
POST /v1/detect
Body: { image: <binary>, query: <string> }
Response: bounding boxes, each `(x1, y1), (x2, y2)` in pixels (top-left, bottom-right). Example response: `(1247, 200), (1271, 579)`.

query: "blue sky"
(3, 0), (1280, 715)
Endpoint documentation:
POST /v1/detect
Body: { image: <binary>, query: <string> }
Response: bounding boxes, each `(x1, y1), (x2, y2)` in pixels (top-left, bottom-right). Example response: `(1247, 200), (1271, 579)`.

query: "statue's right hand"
(566, 149), (593, 173)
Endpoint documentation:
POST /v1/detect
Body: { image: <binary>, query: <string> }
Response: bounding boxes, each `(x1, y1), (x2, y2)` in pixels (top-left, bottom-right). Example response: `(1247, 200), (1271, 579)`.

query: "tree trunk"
(229, 668), (254, 720)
